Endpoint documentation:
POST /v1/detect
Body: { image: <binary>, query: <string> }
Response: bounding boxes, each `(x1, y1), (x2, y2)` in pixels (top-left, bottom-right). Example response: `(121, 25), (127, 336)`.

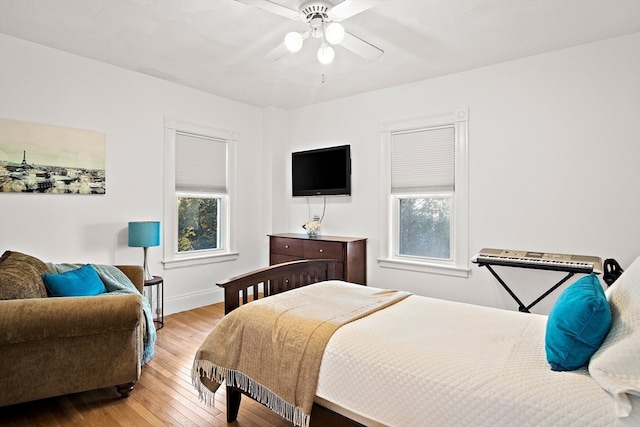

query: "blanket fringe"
(192, 359), (310, 427)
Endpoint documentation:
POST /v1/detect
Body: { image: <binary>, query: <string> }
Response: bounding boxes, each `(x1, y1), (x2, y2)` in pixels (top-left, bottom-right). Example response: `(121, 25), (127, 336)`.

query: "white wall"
(279, 33), (640, 313)
(0, 34), (269, 314)
(2, 33), (638, 316)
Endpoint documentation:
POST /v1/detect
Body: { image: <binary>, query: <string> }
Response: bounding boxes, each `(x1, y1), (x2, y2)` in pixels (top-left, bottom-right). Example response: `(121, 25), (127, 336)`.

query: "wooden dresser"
(269, 233), (367, 285)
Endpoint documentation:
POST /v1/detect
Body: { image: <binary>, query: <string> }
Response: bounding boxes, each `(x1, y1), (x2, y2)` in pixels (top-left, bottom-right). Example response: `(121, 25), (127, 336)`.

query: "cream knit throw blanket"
(192, 280), (411, 427)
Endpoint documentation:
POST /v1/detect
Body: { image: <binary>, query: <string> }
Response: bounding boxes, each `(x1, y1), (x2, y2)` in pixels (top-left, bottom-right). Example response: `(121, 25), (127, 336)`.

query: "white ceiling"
(1, 0), (639, 110)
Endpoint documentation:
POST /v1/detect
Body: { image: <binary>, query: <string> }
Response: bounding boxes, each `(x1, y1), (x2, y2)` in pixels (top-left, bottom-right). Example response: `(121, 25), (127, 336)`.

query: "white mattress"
(315, 293), (640, 426)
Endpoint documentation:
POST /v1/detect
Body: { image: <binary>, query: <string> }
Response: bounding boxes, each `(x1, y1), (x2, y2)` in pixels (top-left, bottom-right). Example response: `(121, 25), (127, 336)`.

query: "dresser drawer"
(270, 237), (304, 256)
(303, 240), (344, 261)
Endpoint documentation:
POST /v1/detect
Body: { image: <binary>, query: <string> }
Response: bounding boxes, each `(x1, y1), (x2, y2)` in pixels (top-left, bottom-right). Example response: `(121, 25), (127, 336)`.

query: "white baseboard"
(163, 287), (225, 316)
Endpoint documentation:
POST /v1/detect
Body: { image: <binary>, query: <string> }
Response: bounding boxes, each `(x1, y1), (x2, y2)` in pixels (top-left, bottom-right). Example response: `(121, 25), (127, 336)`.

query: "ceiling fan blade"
(235, 0), (300, 19)
(330, 0), (382, 21)
(340, 31), (383, 60)
(263, 42), (290, 61)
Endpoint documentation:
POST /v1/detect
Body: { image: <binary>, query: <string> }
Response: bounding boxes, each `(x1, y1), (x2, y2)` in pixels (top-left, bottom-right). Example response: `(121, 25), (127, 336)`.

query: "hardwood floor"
(0, 302), (294, 427)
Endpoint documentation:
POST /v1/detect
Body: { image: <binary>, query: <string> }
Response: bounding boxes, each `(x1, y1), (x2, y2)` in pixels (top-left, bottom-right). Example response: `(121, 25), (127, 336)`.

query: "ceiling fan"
(236, 0), (384, 64)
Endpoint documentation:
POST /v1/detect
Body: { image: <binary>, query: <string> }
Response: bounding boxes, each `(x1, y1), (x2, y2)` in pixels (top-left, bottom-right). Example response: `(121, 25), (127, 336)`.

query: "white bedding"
(316, 293), (640, 426)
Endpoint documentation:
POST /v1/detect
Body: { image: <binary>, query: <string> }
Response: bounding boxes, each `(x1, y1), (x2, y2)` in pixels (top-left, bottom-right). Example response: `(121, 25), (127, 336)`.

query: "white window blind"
(391, 125), (455, 193)
(175, 132), (227, 193)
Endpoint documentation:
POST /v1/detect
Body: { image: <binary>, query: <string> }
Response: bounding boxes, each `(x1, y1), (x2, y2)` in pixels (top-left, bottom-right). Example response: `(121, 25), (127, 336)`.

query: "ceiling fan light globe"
(317, 43), (334, 64)
(284, 32), (304, 52)
(325, 23), (345, 45)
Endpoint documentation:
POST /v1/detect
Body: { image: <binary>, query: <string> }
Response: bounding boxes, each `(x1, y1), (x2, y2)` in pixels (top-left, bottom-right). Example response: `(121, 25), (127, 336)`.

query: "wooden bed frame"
(216, 259), (364, 427)
(217, 259), (337, 315)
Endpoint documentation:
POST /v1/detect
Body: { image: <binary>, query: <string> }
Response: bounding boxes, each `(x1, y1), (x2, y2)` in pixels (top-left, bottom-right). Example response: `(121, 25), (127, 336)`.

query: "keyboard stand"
(472, 248), (601, 313)
(480, 263), (576, 313)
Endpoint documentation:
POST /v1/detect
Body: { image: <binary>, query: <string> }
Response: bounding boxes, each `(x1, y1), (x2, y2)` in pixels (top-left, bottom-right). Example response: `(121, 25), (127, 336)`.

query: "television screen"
(292, 145), (351, 197)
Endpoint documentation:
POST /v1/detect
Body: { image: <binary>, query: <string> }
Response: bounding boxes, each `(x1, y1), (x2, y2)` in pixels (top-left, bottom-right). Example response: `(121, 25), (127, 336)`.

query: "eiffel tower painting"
(0, 118), (106, 194)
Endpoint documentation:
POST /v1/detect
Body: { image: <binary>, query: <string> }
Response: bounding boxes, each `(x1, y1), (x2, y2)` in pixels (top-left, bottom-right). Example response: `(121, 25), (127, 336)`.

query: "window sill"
(162, 252), (239, 269)
(377, 257), (470, 278)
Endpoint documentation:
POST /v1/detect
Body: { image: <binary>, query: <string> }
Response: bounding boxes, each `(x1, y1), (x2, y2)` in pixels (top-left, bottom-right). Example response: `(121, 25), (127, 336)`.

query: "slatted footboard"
(213, 258), (363, 426)
(216, 259), (337, 314)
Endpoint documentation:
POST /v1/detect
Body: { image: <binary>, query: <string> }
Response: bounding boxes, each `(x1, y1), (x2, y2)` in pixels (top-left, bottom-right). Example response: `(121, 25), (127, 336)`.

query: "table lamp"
(128, 221), (161, 281)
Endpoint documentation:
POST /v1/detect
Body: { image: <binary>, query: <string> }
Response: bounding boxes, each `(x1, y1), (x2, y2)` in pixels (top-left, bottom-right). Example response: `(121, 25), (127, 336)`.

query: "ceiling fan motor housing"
(300, 1), (331, 22)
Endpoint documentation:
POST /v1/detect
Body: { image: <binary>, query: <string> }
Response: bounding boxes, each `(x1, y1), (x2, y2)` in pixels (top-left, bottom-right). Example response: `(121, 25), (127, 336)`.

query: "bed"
(192, 257), (640, 427)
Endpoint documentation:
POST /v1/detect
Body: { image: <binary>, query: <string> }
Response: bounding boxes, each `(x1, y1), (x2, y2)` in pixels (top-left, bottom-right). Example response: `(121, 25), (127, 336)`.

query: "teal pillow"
(42, 264), (107, 297)
(545, 273), (611, 371)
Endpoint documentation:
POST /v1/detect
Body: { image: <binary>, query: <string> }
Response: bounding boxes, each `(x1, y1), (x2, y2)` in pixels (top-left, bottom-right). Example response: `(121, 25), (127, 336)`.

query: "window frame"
(163, 117), (238, 269)
(379, 109), (469, 277)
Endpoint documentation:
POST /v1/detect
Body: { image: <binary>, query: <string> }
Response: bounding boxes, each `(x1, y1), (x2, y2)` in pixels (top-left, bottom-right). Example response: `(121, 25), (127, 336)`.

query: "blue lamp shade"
(128, 221), (161, 281)
(128, 221), (161, 248)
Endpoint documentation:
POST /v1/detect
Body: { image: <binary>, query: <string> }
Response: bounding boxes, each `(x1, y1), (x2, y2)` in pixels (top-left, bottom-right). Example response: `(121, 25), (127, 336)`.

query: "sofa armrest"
(0, 294), (142, 345)
(115, 265), (144, 293)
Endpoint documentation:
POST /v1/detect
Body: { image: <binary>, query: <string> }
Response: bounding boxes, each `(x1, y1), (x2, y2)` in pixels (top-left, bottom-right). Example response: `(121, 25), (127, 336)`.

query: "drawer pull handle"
(319, 249), (323, 253)
(285, 245), (289, 249)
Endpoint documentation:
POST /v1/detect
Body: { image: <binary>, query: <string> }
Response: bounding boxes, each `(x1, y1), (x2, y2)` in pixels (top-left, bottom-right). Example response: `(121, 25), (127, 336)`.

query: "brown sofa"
(0, 250), (145, 407)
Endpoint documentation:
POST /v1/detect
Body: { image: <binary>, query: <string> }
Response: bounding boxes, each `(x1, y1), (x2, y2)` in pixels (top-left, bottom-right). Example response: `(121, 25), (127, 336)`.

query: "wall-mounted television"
(292, 145), (351, 197)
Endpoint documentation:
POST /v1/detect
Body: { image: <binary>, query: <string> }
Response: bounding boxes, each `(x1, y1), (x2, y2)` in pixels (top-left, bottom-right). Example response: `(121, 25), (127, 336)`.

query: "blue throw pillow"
(42, 264), (107, 297)
(545, 273), (611, 371)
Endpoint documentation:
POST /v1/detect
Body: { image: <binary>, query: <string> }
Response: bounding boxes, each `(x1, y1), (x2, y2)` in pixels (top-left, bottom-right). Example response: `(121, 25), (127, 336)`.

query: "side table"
(144, 276), (164, 330)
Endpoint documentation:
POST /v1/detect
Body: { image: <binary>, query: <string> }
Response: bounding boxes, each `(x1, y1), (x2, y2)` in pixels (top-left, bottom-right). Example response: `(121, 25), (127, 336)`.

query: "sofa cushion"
(42, 264), (107, 297)
(0, 250), (49, 300)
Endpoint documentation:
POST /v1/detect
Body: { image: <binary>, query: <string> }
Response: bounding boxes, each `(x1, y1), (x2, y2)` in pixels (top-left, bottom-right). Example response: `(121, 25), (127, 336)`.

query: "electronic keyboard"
(472, 248), (602, 274)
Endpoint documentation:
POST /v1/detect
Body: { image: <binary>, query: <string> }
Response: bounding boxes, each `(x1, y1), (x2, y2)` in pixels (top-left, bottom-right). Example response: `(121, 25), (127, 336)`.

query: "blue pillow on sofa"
(545, 273), (611, 371)
(42, 264), (107, 297)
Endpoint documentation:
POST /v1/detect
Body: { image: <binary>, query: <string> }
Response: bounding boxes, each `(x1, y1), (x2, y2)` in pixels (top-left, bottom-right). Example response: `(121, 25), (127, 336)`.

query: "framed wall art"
(0, 118), (106, 194)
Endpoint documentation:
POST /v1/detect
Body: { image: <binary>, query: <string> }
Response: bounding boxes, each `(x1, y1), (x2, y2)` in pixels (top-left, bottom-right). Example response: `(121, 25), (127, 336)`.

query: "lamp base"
(143, 247), (154, 281)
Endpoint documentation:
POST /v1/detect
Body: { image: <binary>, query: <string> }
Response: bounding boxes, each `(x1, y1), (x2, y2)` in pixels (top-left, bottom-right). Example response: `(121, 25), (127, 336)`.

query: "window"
(379, 110), (469, 277)
(398, 196), (452, 259)
(177, 196), (220, 252)
(163, 118), (237, 268)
